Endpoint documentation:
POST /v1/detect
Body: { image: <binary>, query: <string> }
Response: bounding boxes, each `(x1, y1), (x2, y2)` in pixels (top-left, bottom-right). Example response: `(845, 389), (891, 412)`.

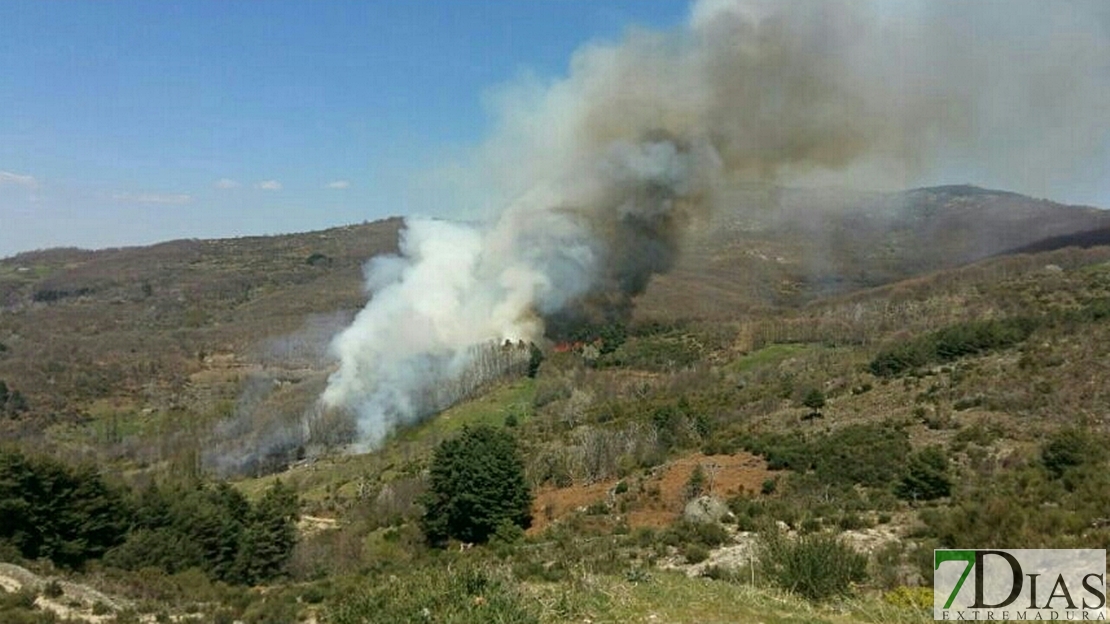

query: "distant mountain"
(1, 186), (1107, 435)
(636, 185), (1110, 317)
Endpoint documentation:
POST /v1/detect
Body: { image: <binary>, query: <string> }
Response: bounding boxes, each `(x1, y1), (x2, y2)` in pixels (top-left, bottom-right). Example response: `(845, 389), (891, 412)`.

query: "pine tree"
(234, 480), (300, 584)
(420, 425), (533, 545)
(896, 446), (951, 501)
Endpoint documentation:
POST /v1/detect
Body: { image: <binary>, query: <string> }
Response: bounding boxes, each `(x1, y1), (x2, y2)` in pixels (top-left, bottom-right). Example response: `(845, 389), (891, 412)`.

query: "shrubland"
(2, 225), (1110, 621)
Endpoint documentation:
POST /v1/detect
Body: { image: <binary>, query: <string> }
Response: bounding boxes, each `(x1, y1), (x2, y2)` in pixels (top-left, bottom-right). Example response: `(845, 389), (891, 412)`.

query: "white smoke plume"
(321, 0), (1110, 449)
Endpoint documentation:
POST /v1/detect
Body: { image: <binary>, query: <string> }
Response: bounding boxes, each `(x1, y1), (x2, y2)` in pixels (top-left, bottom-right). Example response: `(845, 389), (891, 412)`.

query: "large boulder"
(683, 496), (733, 524)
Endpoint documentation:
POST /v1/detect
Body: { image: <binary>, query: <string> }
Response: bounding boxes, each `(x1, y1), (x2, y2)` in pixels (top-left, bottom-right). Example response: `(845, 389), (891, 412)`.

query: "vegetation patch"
(869, 316), (1039, 377)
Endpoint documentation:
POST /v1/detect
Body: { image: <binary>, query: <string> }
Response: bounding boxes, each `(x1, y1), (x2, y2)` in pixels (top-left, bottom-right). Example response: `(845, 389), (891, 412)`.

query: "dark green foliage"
(801, 389), (826, 411)
(599, 332), (700, 370)
(526, 342), (544, 378)
(683, 543), (709, 564)
(684, 464), (708, 500)
(813, 423), (910, 488)
(107, 479), (299, 584)
(651, 403), (685, 451)
(742, 423), (910, 489)
(0, 449), (130, 568)
(420, 425), (532, 545)
(661, 520), (730, 550)
(234, 480), (300, 585)
(869, 317), (1039, 377)
(920, 446), (1110, 550)
(595, 322), (627, 355)
(304, 252), (332, 267)
(32, 286), (93, 303)
(562, 322), (627, 355)
(758, 529), (867, 602)
(742, 432), (809, 471)
(103, 527), (207, 574)
(896, 446), (951, 501)
(1042, 428), (1100, 478)
(328, 564), (539, 624)
(42, 581), (63, 598)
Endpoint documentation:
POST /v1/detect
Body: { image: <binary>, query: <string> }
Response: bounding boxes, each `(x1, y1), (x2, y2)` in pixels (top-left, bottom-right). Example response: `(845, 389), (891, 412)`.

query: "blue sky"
(0, 1), (688, 257)
(2, 1), (1109, 258)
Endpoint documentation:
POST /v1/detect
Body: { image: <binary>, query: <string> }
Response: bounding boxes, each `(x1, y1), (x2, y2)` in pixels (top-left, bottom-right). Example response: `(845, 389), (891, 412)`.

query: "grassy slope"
(527, 571), (930, 624)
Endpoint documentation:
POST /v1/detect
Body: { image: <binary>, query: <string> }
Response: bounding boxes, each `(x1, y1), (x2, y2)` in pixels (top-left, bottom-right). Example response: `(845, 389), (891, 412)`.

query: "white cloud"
(0, 170), (39, 189)
(326, 180), (351, 189)
(255, 180), (282, 191)
(214, 178), (242, 189)
(113, 192), (192, 205)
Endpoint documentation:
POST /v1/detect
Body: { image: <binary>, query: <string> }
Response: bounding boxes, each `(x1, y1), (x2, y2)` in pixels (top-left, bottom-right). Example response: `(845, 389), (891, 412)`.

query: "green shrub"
(661, 520), (730, 550)
(1042, 428), (1100, 478)
(870, 317), (1038, 377)
(105, 479), (299, 585)
(896, 446), (952, 501)
(758, 530), (867, 602)
(801, 388), (826, 412)
(42, 581), (63, 599)
(0, 449), (130, 568)
(682, 544), (709, 564)
(327, 565), (539, 624)
(684, 465), (708, 500)
(812, 423), (911, 488)
(420, 426), (532, 545)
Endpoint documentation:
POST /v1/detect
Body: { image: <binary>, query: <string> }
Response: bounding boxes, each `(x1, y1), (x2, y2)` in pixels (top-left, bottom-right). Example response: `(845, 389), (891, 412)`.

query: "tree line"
(0, 448), (299, 585)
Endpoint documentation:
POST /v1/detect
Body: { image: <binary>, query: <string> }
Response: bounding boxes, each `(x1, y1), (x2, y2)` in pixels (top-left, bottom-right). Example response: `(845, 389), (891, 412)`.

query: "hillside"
(1, 185), (1105, 438)
(639, 185), (1110, 317)
(2, 186), (1110, 623)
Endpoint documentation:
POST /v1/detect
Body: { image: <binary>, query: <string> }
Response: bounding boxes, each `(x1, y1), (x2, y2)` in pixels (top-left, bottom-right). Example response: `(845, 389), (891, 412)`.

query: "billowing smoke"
(321, 0), (1110, 448)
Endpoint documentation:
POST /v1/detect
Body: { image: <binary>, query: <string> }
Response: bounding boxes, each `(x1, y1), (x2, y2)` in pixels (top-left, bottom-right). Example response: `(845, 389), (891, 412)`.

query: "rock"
(683, 496), (733, 524)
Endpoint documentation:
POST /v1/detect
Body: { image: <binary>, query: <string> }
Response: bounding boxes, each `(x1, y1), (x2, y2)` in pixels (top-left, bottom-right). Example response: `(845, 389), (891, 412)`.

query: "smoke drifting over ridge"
(321, 0), (1110, 448)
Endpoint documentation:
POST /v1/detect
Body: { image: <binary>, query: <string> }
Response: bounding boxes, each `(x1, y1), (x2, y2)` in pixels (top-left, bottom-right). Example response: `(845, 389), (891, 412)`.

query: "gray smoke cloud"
(321, 0), (1110, 448)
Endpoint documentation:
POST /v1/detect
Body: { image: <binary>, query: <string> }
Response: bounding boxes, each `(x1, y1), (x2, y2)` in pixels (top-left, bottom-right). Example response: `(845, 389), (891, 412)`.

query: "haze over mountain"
(1, 185), (1106, 448)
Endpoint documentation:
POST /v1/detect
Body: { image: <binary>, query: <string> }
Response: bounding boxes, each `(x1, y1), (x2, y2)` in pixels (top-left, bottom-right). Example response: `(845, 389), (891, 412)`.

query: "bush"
(0, 449), (130, 568)
(661, 520), (730, 550)
(684, 465), (708, 501)
(327, 565), (538, 624)
(801, 388), (826, 412)
(420, 426), (533, 545)
(883, 586), (933, 610)
(758, 530), (867, 602)
(106, 479), (299, 585)
(812, 423), (911, 488)
(896, 446), (952, 501)
(682, 544), (709, 564)
(42, 581), (63, 598)
(870, 317), (1038, 377)
(1042, 428), (1100, 478)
